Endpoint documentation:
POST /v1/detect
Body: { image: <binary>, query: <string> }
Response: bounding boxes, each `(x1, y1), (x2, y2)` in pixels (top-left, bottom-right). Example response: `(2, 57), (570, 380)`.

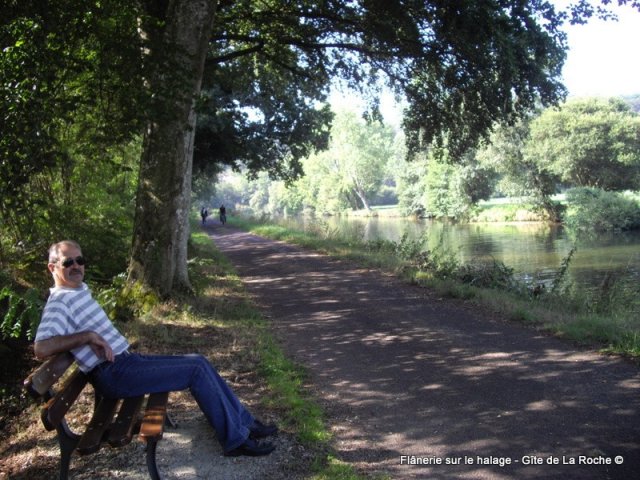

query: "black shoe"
(224, 438), (275, 457)
(249, 420), (279, 439)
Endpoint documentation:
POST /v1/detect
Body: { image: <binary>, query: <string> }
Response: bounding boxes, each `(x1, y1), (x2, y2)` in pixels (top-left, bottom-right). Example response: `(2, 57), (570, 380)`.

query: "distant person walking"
(200, 207), (209, 225)
(219, 204), (227, 225)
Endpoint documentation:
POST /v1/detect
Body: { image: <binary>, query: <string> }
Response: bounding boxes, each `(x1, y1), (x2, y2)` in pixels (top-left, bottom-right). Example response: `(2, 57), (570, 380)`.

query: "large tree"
(477, 119), (560, 217)
(526, 97), (640, 190)
(5, 1), (639, 296)
(127, 1), (218, 294)
(327, 109), (396, 210)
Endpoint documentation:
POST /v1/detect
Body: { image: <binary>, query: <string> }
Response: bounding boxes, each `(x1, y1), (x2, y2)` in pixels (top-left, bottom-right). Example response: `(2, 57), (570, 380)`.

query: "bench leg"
(145, 439), (162, 480)
(165, 412), (177, 429)
(56, 420), (80, 480)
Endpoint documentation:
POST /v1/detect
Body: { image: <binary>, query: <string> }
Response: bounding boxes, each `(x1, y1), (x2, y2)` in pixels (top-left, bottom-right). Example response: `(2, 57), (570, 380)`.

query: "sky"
(561, 3), (640, 98)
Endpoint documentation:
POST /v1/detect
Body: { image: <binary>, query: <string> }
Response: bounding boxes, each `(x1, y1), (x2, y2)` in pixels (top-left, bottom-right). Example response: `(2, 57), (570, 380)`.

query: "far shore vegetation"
(208, 98), (640, 233)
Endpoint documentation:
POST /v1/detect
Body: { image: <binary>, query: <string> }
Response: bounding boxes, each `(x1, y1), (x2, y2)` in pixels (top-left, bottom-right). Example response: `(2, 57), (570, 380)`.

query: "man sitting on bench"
(34, 240), (277, 457)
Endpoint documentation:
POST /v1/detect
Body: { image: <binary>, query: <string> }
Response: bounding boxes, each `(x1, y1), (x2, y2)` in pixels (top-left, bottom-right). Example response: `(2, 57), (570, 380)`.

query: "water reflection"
(291, 215), (640, 290)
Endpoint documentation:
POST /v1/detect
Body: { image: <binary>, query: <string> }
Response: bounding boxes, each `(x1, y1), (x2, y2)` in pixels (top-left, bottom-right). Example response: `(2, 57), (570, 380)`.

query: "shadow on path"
(208, 225), (640, 480)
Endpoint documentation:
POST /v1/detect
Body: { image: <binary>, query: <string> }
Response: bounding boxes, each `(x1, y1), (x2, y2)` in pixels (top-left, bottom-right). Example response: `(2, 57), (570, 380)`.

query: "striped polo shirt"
(35, 283), (129, 372)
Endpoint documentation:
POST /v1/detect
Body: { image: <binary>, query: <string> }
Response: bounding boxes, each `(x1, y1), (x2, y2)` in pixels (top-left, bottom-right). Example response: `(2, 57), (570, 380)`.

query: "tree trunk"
(353, 184), (371, 210)
(128, 0), (218, 297)
(358, 192), (371, 210)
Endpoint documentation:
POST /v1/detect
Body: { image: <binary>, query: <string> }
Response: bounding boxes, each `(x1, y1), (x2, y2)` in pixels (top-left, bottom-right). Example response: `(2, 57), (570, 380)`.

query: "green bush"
(0, 287), (44, 341)
(564, 188), (640, 233)
(95, 274), (159, 323)
(457, 259), (518, 291)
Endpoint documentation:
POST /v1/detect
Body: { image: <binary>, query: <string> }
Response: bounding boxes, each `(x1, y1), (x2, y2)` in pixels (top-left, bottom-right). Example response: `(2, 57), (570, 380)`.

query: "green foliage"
(472, 203), (548, 222)
(428, 278), (477, 300)
(473, 97), (640, 224)
(477, 119), (561, 218)
(396, 155), (429, 216)
(290, 109), (398, 213)
(510, 307), (536, 324)
(0, 134), (139, 288)
(400, 1), (567, 158)
(550, 245), (577, 295)
(458, 259), (519, 291)
(1, 0), (150, 293)
(394, 232), (462, 280)
(208, 108), (401, 216)
(424, 159), (460, 217)
(398, 148), (495, 220)
(1, 1), (148, 213)
(329, 109), (397, 210)
(95, 275), (160, 323)
(564, 188), (640, 233)
(201, 0), (574, 167)
(527, 98), (640, 191)
(0, 287), (43, 341)
(393, 233), (428, 263)
(587, 271), (640, 316)
(623, 94), (640, 114)
(194, 65), (333, 183)
(423, 156), (470, 219)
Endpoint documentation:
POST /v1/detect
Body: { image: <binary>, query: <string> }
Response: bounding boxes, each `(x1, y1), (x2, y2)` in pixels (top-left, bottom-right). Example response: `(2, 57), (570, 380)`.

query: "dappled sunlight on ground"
(211, 225), (640, 480)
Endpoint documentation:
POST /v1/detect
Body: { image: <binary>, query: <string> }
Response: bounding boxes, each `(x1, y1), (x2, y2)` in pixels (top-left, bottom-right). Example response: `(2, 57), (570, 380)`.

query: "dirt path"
(207, 225), (640, 480)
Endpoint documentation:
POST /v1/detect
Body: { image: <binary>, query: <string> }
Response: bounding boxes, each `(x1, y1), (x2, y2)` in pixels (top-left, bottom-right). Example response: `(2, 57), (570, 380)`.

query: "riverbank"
(229, 215), (640, 360)
(326, 192), (640, 229)
(324, 198), (547, 221)
(344, 203), (547, 222)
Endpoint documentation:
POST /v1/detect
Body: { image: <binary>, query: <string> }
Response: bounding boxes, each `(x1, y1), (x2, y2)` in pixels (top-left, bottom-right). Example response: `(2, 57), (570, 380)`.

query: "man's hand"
(87, 332), (114, 362)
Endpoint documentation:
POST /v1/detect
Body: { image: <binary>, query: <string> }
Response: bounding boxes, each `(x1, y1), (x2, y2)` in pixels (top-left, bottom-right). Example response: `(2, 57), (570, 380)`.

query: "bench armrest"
(42, 370), (89, 431)
(24, 352), (75, 398)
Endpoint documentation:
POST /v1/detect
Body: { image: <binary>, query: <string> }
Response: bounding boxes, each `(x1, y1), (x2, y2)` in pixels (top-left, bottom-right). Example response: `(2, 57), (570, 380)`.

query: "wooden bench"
(23, 352), (174, 480)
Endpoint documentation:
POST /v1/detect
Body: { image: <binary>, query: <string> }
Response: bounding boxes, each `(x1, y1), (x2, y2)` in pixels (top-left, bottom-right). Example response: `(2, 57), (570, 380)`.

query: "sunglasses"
(60, 256), (86, 268)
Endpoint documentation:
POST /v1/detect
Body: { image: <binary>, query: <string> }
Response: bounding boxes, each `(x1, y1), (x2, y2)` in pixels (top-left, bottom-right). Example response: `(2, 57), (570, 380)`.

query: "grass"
(312, 454), (391, 480)
(227, 215), (640, 361)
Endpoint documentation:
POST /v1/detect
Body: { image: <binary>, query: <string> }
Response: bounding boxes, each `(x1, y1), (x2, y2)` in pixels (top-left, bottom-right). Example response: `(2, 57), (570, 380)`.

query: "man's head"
(48, 240), (85, 288)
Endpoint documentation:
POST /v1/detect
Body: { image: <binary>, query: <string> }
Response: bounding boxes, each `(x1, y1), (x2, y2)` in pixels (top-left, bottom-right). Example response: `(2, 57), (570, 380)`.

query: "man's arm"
(34, 331), (114, 361)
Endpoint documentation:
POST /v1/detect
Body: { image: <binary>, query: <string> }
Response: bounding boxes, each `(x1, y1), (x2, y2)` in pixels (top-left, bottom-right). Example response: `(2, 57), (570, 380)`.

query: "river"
(285, 215), (640, 291)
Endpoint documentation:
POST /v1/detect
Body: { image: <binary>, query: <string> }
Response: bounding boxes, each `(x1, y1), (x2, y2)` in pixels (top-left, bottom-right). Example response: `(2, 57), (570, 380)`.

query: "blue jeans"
(89, 352), (254, 452)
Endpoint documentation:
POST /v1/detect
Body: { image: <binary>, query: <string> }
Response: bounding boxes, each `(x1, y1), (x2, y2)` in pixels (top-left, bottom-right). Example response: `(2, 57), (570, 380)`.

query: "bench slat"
(24, 352), (75, 398)
(42, 370), (89, 431)
(77, 397), (120, 455)
(139, 392), (169, 442)
(109, 395), (145, 447)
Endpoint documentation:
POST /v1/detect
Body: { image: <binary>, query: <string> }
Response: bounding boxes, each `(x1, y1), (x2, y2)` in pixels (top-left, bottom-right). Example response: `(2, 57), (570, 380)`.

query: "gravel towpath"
(207, 224), (640, 480)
